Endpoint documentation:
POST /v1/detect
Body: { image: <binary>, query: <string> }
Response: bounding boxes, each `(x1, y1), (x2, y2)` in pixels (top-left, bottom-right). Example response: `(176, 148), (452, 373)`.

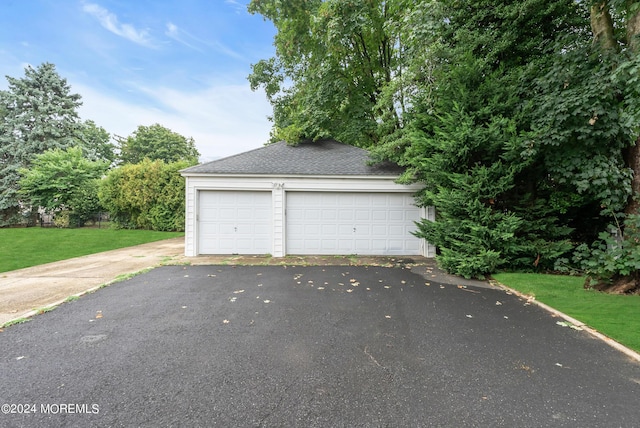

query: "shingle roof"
(181, 140), (404, 176)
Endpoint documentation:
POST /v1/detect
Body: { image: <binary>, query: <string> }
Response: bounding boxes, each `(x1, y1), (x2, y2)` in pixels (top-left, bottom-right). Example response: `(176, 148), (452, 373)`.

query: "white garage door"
(286, 192), (421, 255)
(198, 191), (272, 254)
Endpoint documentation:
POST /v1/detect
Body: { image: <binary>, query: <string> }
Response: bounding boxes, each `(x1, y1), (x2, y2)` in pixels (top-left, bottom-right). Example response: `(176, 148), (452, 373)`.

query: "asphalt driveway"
(1, 264), (639, 427)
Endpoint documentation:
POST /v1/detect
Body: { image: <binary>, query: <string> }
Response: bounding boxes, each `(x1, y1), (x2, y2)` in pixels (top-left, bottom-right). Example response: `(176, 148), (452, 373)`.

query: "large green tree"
(117, 123), (199, 165)
(0, 63), (83, 225)
(77, 119), (115, 165)
(543, 0), (640, 292)
(371, 0), (587, 278)
(249, 0), (429, 147)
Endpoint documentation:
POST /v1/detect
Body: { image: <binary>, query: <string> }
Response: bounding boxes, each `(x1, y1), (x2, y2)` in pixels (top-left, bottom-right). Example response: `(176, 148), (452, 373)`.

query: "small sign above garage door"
(198, 191), (272, 254)
(286, 192), (422, 255)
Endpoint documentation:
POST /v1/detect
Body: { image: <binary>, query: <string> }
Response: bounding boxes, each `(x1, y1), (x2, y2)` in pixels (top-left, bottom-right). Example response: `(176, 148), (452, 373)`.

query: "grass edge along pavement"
(0, 228), (184, 273)
(0, 267), (158, 330)
(492, 273), (640, 358)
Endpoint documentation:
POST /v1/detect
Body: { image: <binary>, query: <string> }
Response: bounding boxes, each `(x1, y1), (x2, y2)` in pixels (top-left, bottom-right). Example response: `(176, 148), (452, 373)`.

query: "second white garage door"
(286, 192), (421, 255)
(198, 191), (271, 254)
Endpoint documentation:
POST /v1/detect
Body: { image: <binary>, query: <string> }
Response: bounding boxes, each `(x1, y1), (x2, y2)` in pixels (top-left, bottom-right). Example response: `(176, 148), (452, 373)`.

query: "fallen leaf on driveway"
(263, 299), (271, 303)
(556, 321), (583, 330)
(317, 287), (325, 290)
(466, 314), (473, 318)
(425, 282), (431, 286)
(233, 290), (245, 294)
(385, 315), (391, 319)
(495, 301), (502, 305)
(229, 297), (237, 303)
(96, 311), (103, 319)
(223, 319), (230, 324)
(346, 289), (353, 293)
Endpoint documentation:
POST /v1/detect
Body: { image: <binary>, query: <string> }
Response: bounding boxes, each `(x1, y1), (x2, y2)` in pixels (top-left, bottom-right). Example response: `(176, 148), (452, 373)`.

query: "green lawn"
(0, 227), (184, 273)
(492, 273), (640, 353)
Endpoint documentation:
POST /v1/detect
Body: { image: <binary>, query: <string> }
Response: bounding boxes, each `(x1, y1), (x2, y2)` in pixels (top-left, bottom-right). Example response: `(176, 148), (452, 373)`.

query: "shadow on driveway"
(1, 264), (639, 427)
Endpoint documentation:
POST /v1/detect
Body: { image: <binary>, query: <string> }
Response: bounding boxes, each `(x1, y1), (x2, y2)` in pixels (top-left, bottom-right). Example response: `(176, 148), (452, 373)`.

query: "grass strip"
(492, 273), (640, 353)
(0, 228), (183, 273)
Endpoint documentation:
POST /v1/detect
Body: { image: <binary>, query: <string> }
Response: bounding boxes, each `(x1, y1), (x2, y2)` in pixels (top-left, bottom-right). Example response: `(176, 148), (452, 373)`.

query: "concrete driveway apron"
(1, 264), (639, 427)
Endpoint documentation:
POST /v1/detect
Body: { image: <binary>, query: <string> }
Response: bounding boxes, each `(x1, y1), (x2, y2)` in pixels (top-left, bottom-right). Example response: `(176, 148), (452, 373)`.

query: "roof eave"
(180, 172), (402, 179)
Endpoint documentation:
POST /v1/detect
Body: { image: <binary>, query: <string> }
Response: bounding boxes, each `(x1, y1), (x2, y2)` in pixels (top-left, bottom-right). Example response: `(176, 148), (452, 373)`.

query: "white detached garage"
(180, 140), (435, 257)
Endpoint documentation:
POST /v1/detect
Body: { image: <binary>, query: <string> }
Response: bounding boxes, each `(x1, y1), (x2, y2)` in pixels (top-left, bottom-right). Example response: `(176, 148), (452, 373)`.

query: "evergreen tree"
(0, 63), (82, 225)
(374, 0), (586, 278)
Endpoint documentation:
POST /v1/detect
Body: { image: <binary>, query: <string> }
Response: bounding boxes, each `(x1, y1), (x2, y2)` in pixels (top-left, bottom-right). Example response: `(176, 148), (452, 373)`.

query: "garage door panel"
(372, 210), (388, 221)
(322, 224), (337, 235)
(355, 210), (371, 221)
(372, 224), (387, 235)
(321, 210), (337, 221)
(338, 224), (354, 235)
(198, 191), (271, 254)
(338, 210), (354, 221)
(287, 192), (421, 255)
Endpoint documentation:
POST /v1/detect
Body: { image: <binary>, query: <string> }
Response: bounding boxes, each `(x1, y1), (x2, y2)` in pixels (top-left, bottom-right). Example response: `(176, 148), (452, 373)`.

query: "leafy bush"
(572, 214), (640, 288)
(53, 210), (71, 228)
(18, 147), (109, 227)
(99, 159), (189, 231)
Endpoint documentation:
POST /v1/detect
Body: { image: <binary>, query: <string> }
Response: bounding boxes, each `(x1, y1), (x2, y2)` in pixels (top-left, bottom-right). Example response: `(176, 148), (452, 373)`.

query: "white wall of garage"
(183, 174), (435, 257)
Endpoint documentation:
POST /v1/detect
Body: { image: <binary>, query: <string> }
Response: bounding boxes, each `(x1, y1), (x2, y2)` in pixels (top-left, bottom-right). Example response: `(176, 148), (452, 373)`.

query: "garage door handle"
(353, 227), (356, 233)
(234, 227), (237, 232)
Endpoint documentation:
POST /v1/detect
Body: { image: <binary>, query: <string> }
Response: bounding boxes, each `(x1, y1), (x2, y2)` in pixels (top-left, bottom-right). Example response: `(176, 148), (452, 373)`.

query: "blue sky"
(0, 0), (277, 161)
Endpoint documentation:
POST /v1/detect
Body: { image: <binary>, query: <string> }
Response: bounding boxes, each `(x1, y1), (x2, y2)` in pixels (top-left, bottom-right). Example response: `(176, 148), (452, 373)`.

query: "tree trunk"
(590, 1), (617, 51)
(625, 138), (640, 215)
(625, 6), (640, 216)
(628, 0), (640, 51)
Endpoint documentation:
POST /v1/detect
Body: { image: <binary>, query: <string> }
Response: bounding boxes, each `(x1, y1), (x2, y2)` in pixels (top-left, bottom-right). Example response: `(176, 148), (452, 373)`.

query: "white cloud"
(225, 0), (245, 13)
(74, 80), (273, 162)
(82, 2), (156, 48)
(165, 22), (201, 52)
(164, 22), (244, 60)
